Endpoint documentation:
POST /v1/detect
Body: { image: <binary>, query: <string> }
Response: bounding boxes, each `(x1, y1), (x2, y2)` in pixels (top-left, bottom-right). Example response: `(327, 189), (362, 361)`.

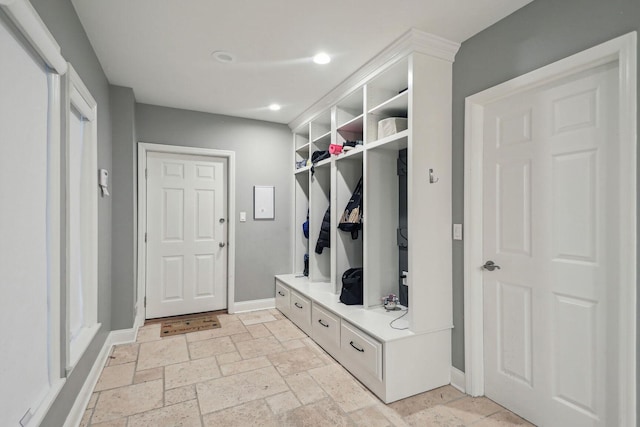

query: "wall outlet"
(401, 271), (408, 286)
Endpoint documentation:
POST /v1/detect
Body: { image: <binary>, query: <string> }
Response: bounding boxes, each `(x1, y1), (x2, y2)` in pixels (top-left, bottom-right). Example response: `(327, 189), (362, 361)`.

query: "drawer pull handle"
(294, 302), (303, 309)
(318, 319), (329, 328)
(278, 291), (285, 296)
(350, 341), (365, 353)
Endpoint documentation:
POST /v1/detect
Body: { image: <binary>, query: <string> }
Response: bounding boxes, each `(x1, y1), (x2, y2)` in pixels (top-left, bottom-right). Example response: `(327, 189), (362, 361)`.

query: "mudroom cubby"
(333, 152), (364, 291)
(309, 162), (331, 283)
(278, 29), (459, 403)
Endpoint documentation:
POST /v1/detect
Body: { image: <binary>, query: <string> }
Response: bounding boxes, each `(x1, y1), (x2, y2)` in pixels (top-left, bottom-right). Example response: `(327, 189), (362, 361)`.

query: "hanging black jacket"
(315, 206), (331, 254)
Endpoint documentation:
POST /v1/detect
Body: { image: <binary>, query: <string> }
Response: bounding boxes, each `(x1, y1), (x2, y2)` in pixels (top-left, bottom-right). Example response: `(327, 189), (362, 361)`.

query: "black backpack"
(338, 177), (363, 239)
(339, 267), (363, 305)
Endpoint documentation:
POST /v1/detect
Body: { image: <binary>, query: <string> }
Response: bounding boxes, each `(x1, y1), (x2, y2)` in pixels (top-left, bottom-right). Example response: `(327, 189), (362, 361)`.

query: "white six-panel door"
(146, 152), (228, 318)
(482, 62), (618, 426)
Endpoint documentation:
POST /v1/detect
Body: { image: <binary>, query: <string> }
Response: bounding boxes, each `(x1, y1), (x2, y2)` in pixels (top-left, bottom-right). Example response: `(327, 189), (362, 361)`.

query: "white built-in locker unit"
(276, 29), (459, 403)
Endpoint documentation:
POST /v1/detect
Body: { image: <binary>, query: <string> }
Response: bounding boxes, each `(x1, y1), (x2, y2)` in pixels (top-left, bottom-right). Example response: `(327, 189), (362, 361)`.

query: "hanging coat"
(315, 206), (331, 254)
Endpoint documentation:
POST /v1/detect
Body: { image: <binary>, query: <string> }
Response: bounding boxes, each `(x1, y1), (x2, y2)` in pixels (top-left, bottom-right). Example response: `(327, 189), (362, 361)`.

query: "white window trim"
(0, 1), (67, 425)
(65, 64), (100, 372)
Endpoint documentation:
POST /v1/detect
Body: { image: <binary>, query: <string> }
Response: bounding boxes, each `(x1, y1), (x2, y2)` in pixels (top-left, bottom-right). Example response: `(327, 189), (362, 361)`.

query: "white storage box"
(377, 117), (408, 139)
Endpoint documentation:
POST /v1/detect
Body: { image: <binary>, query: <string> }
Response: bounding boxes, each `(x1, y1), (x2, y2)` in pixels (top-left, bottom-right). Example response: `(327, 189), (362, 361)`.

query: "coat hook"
(429, 168), (439, 184)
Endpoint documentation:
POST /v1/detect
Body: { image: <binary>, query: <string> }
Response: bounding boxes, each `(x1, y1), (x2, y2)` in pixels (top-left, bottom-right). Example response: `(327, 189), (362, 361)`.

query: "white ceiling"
(71, 0), (533, 125)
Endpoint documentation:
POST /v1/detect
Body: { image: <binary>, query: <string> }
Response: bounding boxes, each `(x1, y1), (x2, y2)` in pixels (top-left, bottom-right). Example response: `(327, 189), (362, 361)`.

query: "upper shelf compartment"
(310, 109), (332, 150)
(366, 57), (409, 115)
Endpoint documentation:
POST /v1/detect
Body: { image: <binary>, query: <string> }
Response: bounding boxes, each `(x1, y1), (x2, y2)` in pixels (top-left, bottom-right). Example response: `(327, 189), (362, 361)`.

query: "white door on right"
(482, 62), (619, 426)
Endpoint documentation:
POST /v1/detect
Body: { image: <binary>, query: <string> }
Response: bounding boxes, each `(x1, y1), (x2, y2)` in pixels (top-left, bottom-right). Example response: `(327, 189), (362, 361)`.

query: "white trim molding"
(231, 298), (276, 314)
(450, 367), (466, 394)
(288, 28), (460, 131)
(0, 0), (67, 74)
(136, 142), (237, 319)
(63, 328), (138, 427)
(463, 32), (636, 425)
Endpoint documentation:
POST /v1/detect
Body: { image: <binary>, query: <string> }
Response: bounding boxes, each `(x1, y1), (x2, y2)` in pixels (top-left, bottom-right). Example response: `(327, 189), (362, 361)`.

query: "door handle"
(318, 319), (329, 328)
(219, 242), (226, 248)
(349, 341), (365, 352)
(482, 260), (501, 271)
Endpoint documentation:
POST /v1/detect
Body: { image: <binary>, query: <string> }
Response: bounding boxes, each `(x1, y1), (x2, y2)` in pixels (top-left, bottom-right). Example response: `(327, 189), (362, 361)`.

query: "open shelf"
(367, 129), (408, 151)
(368, 91), (408, 117)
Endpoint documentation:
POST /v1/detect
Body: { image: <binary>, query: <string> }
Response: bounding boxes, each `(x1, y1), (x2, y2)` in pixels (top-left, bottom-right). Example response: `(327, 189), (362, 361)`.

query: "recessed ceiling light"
(313, 52), (331, 65)
(269, 104), (281, 111)
(211, 50), (236, 63)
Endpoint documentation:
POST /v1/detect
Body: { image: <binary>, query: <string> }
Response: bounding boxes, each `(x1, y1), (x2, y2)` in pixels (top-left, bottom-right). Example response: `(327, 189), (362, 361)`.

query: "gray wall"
(110, 85), (137, 329)
(135, 103), (292, 303)
(29, 0), (114, 425)
(451, 0), (640, 377)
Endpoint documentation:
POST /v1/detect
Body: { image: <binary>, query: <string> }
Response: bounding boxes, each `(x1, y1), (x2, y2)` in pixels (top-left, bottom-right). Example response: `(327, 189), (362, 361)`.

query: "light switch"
(240, 212), (247, 222)
(453, 223), (463, 240)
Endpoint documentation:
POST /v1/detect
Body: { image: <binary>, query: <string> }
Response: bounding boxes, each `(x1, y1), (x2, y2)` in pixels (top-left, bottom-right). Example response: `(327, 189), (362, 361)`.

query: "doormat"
(160, 314), (221, 337)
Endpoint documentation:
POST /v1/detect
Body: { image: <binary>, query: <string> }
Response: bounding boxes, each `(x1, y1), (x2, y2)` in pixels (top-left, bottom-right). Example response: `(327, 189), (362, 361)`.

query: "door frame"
(463, 32), (637, 424)
(136, 142), (237, 322)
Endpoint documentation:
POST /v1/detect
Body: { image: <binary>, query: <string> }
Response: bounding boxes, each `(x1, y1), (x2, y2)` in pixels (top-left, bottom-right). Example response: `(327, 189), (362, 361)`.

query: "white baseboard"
(64, 326), (139, 427)
(231, 298), (275, 313)
(450, 366), (466, 393)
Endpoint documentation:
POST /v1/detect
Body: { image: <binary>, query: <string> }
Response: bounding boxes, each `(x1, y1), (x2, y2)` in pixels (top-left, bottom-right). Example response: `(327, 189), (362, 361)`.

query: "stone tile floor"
(80, 309), (535, 426)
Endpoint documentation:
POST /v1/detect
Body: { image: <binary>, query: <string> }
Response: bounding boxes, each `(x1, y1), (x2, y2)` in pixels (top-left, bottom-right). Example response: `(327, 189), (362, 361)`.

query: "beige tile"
(302, 337), (337, 365)
(349, 405), (393, 427)
(264, 319), (307, 342)
(137, 336), (189, 370)
(134, 366), (163, 384)
(309, 364), (375, 413)
(404, 405), (466, 427)
(235, 335), (285, 359)
(94, 362), (135, 391)
(265, 391), (301, 414)
(91, 419), (128, 427)
(196, 366), (288, 414)
(372, 402), (411, 427)
(230, 332), (254, 343)
(246, 323), (272, 338)
(87, 392), (99, 409)
(220, 356), (271, 376)
(284, 371), (327, 405)
(108, 342), (139, 366)
(216, 351), (242, 365)
(278, 398), (354, 427)
(136, 324), (162, 342)
(91, 379), (163, 423)
(79, 409), (92, 427)
(128, 400), (201, 427)
(267, 346), (325, 376)
(165, 356), (221, 389)
(186, 320), (247, 342)
(445, 396), (503, 424)
(281, 339), (306, 350)
(238, 311), (277, 325)
(217, 313), (241, 325)
(202, 399), (278, 427)
(473, 410), (536, 426)
(188, 335), (237, 359)
(388, 385), (465, 417)
(165, 384), (197, 406)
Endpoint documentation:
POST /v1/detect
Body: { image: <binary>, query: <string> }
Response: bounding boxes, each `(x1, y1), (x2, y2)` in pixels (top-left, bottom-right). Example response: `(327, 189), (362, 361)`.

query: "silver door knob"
(219, 242), (226, 248)
(482, 260), (501, 271)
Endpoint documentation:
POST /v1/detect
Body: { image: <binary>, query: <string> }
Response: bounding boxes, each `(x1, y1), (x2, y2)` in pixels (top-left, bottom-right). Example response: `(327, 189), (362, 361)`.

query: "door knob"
(482, 260), (501, 271)
(219, 218), (226, 223)
(219, 242), (226, 248)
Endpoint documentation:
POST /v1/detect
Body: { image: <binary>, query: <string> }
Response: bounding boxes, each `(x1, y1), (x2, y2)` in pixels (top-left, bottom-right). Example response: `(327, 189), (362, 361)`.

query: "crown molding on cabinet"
(288, 28), (460, 131)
